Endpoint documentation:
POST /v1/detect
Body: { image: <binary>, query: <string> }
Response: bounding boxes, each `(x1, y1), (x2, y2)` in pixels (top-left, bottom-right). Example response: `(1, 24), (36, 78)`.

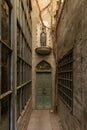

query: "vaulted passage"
(0, 0), (87, 130)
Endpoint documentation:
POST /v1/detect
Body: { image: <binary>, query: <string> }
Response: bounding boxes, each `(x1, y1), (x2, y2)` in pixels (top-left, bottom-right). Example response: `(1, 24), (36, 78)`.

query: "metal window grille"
(0, 1), (12, 130)
(58, 49), (73, 110)
(16, 0), (32, 120)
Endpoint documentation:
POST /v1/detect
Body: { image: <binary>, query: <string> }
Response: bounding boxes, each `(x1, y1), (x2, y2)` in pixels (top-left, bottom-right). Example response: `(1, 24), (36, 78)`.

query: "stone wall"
(82, 0), (87, 129)
(57, 0), (87, 130)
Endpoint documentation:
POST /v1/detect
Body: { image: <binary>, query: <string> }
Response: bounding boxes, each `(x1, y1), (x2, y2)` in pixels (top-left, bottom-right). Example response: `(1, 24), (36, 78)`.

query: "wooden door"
(36, 72), (52, 109)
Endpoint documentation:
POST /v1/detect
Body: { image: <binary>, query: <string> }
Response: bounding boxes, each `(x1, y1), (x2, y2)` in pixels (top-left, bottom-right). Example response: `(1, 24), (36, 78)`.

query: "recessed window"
(58, 49), (73, 110)
(0, 96), (10, 130)
(1, 45), (11, 94)
(0, 1), (12, 130)
(17, 27), (20, 56)
(16, 2), (32, 118)
(1, 0), (10, 45)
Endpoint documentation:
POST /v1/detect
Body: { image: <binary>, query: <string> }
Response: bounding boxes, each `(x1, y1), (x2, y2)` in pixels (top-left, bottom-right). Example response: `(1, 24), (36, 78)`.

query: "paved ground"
(27, 110), (63, 130)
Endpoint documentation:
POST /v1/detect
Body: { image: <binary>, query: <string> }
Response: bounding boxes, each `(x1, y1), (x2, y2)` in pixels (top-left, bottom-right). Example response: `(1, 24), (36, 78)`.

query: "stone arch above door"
(36, 60), (51, 70)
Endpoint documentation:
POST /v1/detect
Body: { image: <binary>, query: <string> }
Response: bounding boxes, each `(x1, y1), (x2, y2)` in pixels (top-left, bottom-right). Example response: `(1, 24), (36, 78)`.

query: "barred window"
(1, 0), (10, 45)
(16, 0), (32, 120)
(0, 1), (12, 130)
(58, 49), (73, 110)
(0, 96), (10, 130)
(17, 24), (32, 119)
(1, 45), (11, 94)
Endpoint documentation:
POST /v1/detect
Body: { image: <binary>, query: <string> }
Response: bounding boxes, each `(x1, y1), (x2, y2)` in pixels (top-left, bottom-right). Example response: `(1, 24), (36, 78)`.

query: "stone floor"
(27, 110), (63, 130)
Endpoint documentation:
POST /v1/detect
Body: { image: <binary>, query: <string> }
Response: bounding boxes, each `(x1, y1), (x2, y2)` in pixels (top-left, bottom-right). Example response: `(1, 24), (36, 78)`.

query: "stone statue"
(40, 28), (47, 46)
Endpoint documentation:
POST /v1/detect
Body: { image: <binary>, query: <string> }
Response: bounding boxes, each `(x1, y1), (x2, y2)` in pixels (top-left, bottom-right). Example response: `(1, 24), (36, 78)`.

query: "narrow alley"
(0, 0), (87, 130)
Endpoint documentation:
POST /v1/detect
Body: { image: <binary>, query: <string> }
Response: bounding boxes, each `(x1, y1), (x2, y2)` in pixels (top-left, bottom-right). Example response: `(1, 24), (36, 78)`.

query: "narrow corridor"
(0, 0), (87, 130)
(27, 110), (62, 130)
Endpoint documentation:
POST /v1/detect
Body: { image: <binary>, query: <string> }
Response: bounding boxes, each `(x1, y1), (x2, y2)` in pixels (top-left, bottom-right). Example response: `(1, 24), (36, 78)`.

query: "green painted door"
(36, 72), (52, 109)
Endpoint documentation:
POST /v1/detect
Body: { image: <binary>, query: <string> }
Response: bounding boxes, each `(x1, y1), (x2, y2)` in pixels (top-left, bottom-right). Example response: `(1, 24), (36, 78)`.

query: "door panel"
(43, 73), (51, 108)
(36, 96), (43, 109)
(44, 96), (51, 108)
(36, 72), (52, 109)
(36, 73), (43, 109)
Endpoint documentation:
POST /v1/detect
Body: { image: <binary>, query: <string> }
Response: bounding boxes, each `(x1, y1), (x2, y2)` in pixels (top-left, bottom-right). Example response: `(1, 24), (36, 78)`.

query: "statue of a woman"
(40, 28), (47, 46)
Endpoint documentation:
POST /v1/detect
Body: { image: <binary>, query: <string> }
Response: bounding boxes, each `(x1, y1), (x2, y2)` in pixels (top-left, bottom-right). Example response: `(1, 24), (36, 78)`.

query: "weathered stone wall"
(82, 0), (87, 129)
(57, 0), (87, 130)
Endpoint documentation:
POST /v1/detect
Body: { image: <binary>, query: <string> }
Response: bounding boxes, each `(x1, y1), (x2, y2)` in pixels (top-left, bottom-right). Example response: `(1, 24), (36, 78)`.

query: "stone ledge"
(18, 98), (32, 130)
(35, 46), (52, 55)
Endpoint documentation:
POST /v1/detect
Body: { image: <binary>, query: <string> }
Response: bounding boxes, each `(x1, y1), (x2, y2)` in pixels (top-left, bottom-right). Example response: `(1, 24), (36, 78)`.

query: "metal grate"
(58, 49), (73, 110)
(16, 0), (32, 120)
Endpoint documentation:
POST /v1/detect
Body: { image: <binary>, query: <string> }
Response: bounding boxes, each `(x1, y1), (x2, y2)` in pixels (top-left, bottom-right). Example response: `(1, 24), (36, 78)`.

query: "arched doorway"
(36, 61), (52, 109)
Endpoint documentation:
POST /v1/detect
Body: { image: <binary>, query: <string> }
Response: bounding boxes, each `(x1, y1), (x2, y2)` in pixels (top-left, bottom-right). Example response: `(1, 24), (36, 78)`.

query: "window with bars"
(1, 0), (11, 45)
(0, 0), (32, 129)
(0, 0), (12, 130)
(58, 49), (73, 110)
(16, 0), (32, 120)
